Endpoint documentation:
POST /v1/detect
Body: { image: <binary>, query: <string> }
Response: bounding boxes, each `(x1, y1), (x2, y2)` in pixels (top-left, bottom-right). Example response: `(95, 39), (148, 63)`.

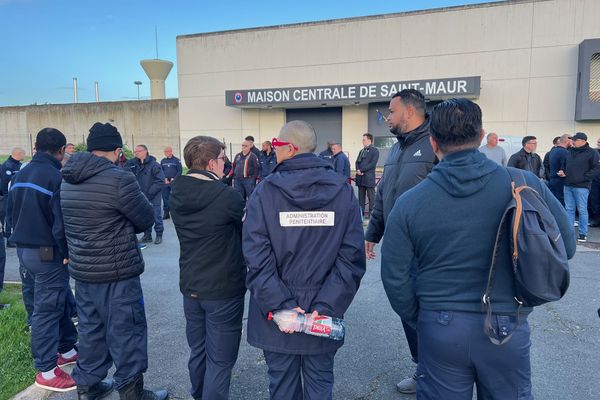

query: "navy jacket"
(259, 150), (277, 178)
(243, 153), (366, 355)
(365, 118), (437, 243)
(381, 150), (576, 330)
(319, 149), (334, 164)
(355, 145), (379, 187)
(548, 146), (568, 182)
(1, 156), (22, 196)
(332, 151), (351, 179)
(160, 156), (182, 180)
(126, 155), (165, 205)
(7, 152), (68, 258)
(61, 153), (154, 283)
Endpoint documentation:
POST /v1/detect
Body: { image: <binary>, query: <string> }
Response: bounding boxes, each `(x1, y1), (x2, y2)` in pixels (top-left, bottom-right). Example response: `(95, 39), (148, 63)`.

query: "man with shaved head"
(160, 146), (182, 220)
(1, 147), (26, 244)
(478, 132), (507, 166)
(243, 120), (366, 399)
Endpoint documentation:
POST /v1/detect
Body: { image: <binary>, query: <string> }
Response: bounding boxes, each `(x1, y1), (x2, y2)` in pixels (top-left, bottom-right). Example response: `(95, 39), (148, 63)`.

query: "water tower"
(140, 59), (173, 99)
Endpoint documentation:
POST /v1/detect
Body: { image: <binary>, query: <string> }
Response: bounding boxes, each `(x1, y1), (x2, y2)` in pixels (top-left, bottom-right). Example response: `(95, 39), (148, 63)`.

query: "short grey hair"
(279, 120), (317, 154)
(11, 147), (25, 156)
(559, 133), (571, 144)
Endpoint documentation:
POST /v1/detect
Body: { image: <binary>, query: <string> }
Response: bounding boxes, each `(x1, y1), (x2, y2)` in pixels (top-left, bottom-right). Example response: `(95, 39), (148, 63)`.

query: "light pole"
(134, 81), (142, 100)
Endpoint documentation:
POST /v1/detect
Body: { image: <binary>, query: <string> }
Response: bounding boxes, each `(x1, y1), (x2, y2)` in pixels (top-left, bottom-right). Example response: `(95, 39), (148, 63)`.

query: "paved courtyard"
(4, 220), (599, 399)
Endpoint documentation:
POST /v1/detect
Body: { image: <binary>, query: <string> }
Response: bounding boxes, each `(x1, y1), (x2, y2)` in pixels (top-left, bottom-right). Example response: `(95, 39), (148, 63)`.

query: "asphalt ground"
(4, 220), (599, 400)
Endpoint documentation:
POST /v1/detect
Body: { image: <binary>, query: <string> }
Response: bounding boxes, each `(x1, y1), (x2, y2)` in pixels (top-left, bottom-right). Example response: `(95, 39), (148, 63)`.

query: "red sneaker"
(57, 352), (79, 367)
(34, 368), (76, 392)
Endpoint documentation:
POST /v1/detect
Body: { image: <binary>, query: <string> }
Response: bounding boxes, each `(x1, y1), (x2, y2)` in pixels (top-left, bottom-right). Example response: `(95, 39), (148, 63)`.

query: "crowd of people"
(0, 88), (585, 400)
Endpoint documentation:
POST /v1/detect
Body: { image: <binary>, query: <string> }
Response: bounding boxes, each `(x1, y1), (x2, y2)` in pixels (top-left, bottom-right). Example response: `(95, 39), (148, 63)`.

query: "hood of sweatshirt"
(428, 149), (500, 198)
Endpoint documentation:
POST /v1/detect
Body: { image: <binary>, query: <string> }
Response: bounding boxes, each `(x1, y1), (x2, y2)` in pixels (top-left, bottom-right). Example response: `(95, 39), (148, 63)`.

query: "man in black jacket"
(355, 133), (379, 217)
(61, 122), (168, 400)
(160, 146), (182, 220)
(232, 140), (259, 200)
(7, 128), (78, 392)
(507, 136), (543, 178)
(129, 145), (165, 244)
(364, 89), (437, 394)
(559, 132), (600, 242)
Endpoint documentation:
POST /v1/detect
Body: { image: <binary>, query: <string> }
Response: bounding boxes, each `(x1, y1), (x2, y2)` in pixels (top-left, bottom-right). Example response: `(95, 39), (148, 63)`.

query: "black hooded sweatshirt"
(170, 171), (246, 300)
(564, 143), (600, 189)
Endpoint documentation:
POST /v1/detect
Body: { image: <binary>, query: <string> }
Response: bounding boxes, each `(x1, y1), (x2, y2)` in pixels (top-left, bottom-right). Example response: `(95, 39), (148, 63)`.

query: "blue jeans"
(417, 310), (532, 400)
(564, 186), (590, 236)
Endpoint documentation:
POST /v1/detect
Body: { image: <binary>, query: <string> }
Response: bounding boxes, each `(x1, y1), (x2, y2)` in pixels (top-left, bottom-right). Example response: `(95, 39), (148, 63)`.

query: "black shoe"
(141, 234), (153, 244)
(6, 241), (16, 248)
(154, 235), (162, 245)
(162, 213), (170, 220)
(578, 234), (587, 243)
(78, 378), (114, 400)
(118, 376), (168, 400)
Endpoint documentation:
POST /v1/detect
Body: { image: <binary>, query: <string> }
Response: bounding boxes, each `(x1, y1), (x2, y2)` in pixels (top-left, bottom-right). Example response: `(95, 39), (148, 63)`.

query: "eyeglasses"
(271, 137), (299, 151)
(215, 155), (226, 161)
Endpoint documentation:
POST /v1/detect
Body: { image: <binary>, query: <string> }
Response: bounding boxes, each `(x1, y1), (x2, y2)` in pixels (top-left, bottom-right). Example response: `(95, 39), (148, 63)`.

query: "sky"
(0, 0), (489, 106)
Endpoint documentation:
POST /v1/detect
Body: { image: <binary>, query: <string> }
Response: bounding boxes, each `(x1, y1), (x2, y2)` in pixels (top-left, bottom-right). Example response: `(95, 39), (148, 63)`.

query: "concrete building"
(0, 99), (180, 156)
(176, 0), (600, 164)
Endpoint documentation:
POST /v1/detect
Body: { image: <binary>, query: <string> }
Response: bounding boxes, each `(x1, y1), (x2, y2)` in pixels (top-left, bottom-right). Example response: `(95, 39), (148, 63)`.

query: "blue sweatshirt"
(381, 149), (575, 329)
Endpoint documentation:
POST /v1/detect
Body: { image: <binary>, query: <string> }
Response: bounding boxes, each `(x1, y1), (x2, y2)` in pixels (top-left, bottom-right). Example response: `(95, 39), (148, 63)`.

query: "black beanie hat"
(87, 122), (123, 152)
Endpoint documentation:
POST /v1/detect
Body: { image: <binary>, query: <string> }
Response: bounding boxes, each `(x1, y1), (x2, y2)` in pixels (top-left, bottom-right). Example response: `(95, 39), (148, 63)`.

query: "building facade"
(176, 0), (600, 164)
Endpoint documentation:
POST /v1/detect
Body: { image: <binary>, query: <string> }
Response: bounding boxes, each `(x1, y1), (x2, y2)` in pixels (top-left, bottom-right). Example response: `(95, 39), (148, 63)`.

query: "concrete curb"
(10, 384), (53, 400)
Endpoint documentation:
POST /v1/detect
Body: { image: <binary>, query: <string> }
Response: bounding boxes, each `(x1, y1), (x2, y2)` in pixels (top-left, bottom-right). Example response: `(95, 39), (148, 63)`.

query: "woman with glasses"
(169, 136), (246, 400)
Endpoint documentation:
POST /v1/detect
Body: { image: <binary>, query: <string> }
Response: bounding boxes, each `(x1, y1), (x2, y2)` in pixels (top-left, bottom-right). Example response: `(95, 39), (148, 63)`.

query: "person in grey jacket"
(478, 132), (507, 166)
(365, 89), (437, 394)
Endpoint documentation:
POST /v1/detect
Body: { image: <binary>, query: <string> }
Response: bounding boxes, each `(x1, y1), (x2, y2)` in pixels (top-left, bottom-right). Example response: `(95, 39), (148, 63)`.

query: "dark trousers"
(548, 178), (565, 206)
(417, 310), (532, 400)
(589, 179), (600, 221)
(358, 186), (375, 215)
(17, 248), (78, 372)
(184, 295), (244, 400)
(72, 276), (148, 391)
(0, 235), (5, 292)
(263, 350), (336, 400)
(145, 204), (164, 236)
(162, 185), (171, 215)
(234, 178), (256, 200)
(19, 260), (35, 325)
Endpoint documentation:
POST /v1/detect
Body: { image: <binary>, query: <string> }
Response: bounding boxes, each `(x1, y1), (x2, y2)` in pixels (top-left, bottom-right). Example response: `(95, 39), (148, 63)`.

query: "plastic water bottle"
(268, 310), (345, 341)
